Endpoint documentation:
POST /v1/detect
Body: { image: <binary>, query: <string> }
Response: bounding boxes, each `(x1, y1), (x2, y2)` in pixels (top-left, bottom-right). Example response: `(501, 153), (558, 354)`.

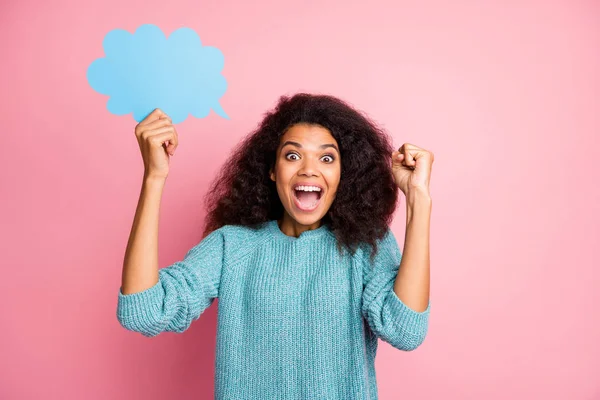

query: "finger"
(404, 150), (417, 167)
(401, 143), (422, 151)
(399, 154), (414, 170)
(158, 113), (172, 122)
(139, 108), (166, 127)
(135, 119), (173, 140)
(148, 126), (178, 155)
(167, 127), (179, 154)
(393, 150), (404, 161)
(149, 130), (177, 152)
(135, 117), (172, 139)
(142, 125), (175, 143)
(394, 149), (413, 169)
(143, 118), (172, 131)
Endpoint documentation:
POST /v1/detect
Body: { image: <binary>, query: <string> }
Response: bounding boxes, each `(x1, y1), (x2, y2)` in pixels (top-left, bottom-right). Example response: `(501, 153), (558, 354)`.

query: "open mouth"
(292, 188), (323, 211)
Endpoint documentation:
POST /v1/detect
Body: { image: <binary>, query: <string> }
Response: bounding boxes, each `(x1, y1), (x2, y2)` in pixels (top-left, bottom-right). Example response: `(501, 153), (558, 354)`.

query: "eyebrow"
(281, 141), (339, 154)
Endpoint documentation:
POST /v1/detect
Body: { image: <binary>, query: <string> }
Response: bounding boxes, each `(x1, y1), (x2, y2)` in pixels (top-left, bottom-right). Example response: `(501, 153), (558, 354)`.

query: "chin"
(289, 205), (330, 226)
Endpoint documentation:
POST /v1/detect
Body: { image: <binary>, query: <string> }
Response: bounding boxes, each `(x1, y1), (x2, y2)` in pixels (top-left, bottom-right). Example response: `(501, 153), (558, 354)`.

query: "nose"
(298, 156), (320, 177)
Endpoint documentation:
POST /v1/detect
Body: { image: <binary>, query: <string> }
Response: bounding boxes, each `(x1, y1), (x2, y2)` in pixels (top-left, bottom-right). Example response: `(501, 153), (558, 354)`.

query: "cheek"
(278, 182), (292, 201)
(325, 172), (341, 193)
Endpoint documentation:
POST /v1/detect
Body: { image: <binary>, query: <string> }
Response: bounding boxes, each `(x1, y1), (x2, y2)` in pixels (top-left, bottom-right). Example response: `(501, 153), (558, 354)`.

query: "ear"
(269, 168), (275, 182)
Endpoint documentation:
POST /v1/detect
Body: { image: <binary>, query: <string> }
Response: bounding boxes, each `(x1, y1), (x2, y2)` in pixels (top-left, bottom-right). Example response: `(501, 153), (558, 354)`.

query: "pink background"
(1, 1), (599, 399)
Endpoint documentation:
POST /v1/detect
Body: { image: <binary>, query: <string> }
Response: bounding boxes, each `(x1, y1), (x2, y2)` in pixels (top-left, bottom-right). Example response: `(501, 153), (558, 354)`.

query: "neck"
(277, 215), (322, 238)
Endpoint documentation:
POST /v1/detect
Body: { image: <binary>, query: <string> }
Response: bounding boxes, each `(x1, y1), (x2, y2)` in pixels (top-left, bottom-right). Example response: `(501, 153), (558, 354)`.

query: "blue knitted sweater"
(117, 219), (430, 400)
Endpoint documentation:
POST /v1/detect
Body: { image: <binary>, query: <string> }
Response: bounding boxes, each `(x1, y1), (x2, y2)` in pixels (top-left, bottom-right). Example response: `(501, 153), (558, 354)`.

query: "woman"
(117, 93), (433, 400)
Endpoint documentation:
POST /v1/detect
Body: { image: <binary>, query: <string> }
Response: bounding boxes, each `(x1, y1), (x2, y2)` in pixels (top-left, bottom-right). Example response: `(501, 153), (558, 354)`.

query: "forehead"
(280, 124), (337, 147)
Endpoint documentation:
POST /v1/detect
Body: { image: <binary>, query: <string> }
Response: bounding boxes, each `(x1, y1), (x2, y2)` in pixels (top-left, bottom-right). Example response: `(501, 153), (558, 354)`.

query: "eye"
(285, 152), (336, 163)
(322, 154), (335, 163)
(285, 152), (300, 161)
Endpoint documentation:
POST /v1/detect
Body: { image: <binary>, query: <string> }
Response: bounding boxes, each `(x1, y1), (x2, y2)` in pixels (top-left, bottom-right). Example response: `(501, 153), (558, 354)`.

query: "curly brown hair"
(201, 92), (400, 261)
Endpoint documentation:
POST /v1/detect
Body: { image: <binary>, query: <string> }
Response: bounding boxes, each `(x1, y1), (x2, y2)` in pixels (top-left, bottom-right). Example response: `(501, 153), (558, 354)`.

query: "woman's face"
(270, 123), (341, 233)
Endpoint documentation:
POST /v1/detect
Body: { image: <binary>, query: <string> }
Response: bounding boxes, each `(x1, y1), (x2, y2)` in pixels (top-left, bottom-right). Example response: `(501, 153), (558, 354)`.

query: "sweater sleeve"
(116, 227), (227, 337)
(361, 227), (430, 351)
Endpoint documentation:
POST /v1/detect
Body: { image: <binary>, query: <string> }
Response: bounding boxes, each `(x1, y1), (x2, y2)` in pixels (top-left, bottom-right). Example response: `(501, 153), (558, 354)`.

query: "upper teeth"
(295, 185), (321, 192)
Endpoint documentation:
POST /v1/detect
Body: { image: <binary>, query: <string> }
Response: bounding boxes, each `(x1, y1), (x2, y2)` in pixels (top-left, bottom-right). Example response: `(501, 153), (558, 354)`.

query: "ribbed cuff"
(117, 280), (165, 319)
(385, 289), (430, 335)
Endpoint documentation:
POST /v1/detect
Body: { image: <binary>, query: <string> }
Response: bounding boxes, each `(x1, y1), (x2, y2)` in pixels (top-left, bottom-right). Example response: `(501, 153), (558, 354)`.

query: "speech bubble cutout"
(87, 24), (229, 123)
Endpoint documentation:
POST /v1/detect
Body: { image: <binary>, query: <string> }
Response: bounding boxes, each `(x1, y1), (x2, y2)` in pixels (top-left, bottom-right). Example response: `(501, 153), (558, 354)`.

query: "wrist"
(143, 173), (167, 186)
(406, 187), (431, 205)
(406, 188), (431, 225)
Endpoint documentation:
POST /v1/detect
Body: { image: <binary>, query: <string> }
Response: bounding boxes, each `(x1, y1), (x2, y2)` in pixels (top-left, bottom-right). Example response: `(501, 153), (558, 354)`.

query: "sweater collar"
(266, 219), (332, 241)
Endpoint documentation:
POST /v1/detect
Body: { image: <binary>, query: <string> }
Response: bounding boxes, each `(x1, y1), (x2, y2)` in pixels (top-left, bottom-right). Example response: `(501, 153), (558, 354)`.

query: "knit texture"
(117, 219), (431, 400)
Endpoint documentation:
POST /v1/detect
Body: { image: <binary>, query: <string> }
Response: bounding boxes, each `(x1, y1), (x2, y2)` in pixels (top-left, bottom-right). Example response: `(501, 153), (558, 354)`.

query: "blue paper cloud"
(87, 24), (229, 123)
